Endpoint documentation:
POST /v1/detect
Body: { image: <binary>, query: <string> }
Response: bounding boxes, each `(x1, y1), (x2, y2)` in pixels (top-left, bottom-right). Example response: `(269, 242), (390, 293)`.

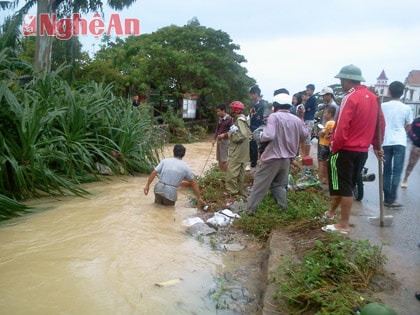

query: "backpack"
(408, 116), (420, 148)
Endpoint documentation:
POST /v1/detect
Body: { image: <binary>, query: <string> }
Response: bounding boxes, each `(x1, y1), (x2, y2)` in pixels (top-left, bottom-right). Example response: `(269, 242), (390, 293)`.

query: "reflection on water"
(0, 142), (258, 315)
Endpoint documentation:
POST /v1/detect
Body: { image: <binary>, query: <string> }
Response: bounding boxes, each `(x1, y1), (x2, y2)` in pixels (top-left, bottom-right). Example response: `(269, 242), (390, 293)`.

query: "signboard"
(182, 99), (197, 119)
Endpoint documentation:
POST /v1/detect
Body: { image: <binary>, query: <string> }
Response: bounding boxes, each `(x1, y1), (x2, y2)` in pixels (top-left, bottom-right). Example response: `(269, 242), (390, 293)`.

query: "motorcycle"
(353, 167), (376, 201)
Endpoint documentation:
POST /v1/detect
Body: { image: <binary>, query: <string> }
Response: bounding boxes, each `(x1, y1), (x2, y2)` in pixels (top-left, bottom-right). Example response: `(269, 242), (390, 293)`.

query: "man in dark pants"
(248, 85), (266, 170)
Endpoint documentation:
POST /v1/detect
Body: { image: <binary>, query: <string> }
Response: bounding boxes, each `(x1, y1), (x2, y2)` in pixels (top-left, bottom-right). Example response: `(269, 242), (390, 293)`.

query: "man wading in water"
(143, 144), (204, 207)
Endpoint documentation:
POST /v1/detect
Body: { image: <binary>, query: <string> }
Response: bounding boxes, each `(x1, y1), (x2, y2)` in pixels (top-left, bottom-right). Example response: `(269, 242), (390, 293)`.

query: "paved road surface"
(315, 142), (420, 314)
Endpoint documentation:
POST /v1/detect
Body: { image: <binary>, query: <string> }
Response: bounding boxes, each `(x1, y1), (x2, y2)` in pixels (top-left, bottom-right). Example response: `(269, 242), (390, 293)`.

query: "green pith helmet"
(334, 64), (365, 82)
(360, 302), (398, 315)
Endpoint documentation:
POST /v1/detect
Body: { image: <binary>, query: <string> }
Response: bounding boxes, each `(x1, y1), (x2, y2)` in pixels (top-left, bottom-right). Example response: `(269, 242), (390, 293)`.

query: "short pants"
(328, 150), (368, 196)
(318, 144), (330, 161)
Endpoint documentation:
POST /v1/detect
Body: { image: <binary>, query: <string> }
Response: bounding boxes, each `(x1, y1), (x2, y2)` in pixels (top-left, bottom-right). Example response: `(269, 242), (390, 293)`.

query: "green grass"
(273, 236), (386, 314)
(196, 167), (388, 314)
(234, 188), (330, 241)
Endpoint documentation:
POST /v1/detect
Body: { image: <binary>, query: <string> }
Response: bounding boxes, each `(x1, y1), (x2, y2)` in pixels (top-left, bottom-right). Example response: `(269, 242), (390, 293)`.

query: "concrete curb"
(261, 230), (298, 315)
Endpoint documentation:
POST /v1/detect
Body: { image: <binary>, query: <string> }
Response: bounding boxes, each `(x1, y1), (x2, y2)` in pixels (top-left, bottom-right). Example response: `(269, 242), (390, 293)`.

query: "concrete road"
(333, 144), (419, 314)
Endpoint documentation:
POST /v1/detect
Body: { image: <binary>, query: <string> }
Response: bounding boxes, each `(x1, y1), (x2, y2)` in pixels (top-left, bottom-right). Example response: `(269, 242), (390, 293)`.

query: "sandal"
(321, 224), (349, 235)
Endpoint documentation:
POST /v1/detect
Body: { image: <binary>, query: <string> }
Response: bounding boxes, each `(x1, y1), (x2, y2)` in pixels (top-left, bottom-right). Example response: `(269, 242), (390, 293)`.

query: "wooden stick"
(376, 96), (385, 227)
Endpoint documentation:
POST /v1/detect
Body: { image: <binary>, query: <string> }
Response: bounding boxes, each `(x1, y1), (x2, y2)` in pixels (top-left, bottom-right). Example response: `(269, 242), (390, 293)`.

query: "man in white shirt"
(381, 81), (413, 208)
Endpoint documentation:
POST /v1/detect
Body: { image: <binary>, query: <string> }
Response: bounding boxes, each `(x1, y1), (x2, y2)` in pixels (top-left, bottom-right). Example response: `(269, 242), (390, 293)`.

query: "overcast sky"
(12, 0), (420, 99)
(103, 0), (420, 99)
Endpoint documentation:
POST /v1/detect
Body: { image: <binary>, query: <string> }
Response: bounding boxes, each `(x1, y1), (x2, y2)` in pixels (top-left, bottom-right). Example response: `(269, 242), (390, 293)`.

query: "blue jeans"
(383, 145), (406, 204)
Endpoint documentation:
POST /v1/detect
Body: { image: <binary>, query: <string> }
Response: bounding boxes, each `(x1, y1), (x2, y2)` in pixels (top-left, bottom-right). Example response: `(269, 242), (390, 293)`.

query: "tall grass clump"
(0, 49), (165, 218)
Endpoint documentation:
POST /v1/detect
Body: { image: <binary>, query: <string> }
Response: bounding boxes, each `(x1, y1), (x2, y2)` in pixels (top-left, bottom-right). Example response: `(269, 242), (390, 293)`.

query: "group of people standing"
(142, 64), (419, 237)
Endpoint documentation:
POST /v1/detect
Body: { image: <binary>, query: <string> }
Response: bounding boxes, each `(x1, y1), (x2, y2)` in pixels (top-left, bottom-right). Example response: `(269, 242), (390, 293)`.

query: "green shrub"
(0, 54), (165, 218)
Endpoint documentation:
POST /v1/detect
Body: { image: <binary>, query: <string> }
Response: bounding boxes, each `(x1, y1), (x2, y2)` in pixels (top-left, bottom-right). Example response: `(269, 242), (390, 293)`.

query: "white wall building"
(403, 70), (420, 117)
(374, 69), (389, 97)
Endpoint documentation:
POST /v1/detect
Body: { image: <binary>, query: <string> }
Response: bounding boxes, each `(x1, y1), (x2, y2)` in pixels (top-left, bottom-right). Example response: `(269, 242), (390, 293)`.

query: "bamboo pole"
(376, 96), (385, 227)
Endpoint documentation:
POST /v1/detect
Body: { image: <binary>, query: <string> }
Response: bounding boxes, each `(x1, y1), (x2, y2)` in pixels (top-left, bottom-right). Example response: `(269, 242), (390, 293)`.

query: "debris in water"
(155, 278), (183, 287)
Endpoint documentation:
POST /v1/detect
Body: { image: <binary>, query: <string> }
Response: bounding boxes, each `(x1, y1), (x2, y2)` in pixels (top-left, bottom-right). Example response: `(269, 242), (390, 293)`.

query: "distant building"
(375, 69), (389, 97)
(402, 70), (420, 117)
(403, 70), (420, 104)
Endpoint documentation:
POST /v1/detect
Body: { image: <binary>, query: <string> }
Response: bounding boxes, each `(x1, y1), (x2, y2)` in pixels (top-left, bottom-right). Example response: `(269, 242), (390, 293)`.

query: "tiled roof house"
(403, 70), (420, 103)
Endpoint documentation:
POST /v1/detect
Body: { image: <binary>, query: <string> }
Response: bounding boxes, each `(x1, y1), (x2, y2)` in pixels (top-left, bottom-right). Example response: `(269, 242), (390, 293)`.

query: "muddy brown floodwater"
(0, 142), (266, 315)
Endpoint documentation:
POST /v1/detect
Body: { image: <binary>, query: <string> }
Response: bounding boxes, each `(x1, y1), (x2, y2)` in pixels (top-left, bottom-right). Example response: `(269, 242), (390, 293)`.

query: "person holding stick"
(321, 64), (385, 234)
(212, 104), (233, 172)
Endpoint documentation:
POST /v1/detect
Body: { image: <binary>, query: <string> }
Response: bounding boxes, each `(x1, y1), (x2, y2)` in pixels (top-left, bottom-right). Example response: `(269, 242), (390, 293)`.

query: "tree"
(0, 14), (22, 53)
(82, 19), (255, 118)
(50, 36), (90, 83)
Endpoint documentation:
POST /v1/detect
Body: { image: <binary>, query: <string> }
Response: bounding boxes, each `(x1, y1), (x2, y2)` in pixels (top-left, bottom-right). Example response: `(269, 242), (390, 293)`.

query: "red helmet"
(230, 101), (244, 113)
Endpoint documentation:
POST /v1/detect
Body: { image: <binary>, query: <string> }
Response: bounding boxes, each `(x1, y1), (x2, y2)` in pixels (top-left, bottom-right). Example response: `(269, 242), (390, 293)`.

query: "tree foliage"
(82, 19), (256, 118)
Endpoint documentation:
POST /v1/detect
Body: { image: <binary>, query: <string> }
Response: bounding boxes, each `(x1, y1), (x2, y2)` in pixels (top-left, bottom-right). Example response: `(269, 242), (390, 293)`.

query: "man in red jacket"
(322, 64), (385, 234)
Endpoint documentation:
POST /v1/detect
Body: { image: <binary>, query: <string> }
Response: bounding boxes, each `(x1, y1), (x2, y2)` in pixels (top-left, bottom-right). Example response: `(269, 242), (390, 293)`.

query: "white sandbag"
(182, 217), (204, 227)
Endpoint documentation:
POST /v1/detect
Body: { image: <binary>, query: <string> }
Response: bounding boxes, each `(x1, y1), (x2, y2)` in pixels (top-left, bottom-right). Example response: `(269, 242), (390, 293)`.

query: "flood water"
(0, 142), (263, 315)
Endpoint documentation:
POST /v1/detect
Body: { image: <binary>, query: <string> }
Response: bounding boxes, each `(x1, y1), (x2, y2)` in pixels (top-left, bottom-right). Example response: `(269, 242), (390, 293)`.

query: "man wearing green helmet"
(321, 64), (385, 234)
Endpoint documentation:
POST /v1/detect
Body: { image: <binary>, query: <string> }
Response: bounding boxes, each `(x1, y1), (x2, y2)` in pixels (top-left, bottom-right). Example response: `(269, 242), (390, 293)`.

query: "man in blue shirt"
(303, 84), (317, 156)
(248, 86), (266, 169)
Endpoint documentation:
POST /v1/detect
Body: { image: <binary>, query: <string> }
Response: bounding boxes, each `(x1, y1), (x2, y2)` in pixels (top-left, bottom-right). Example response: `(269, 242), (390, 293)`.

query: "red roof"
(405, 70), (420, 86)
(377, 69), (388, 80)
